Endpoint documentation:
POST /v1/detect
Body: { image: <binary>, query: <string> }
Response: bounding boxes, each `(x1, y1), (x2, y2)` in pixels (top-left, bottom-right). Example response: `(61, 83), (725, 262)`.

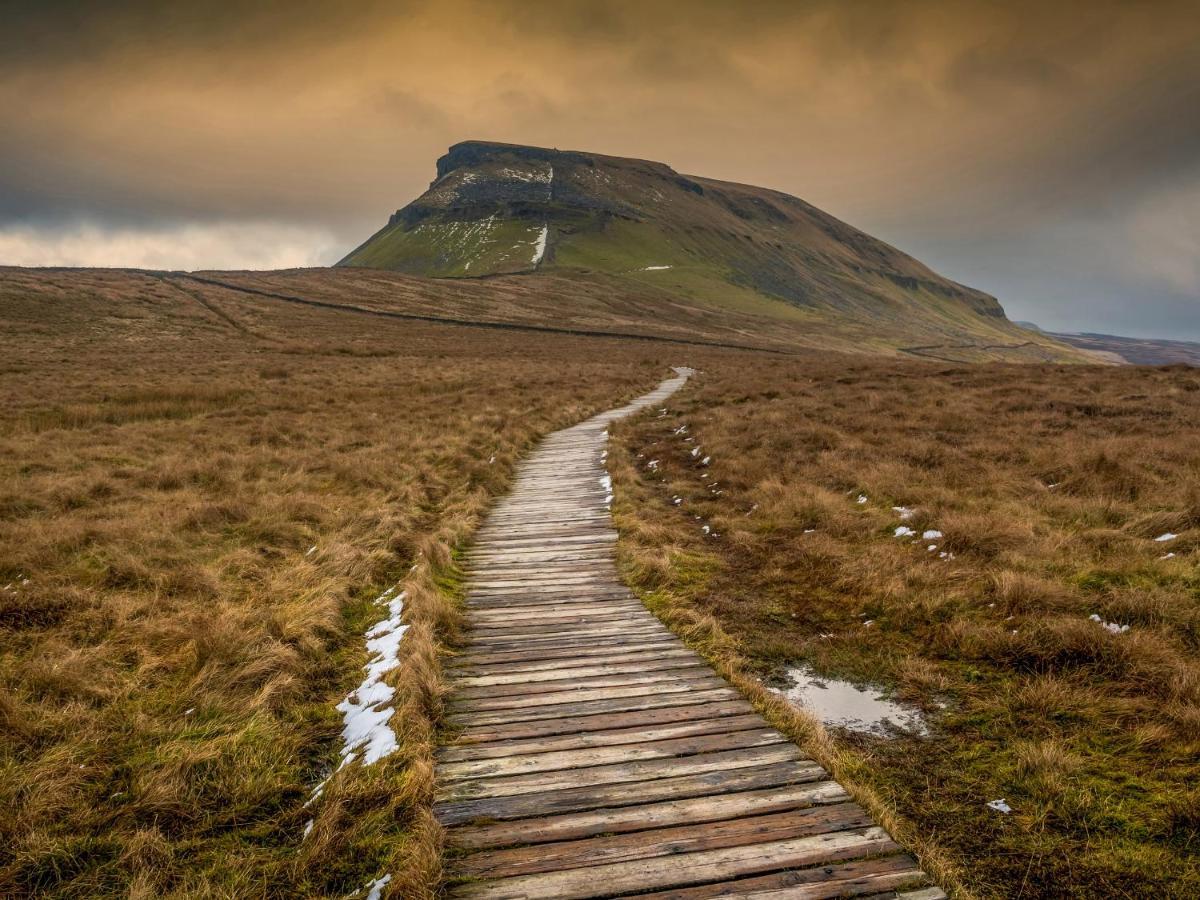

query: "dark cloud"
(0, 0), (1196, 338)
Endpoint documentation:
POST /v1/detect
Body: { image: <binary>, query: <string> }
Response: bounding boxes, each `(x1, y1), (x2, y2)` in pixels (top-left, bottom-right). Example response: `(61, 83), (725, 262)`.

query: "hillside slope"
(339, 141), (1081, 360)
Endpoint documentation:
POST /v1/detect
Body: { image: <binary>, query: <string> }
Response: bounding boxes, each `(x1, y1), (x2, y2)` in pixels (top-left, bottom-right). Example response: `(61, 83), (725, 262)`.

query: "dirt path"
(436, 368), (943, 899)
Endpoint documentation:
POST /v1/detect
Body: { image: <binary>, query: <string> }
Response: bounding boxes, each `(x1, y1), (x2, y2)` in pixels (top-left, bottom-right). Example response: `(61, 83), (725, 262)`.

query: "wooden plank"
(447, 827), (899, 899)
(465, 608), (650, 631)
(460, 623), (672, 649)
(447, 687), (742, 728)
(451, 654), (703, 686)
(449, 780), (851, 851)
(439, 728), (787, 784)
(451, 699), (756, 744)
(453, 802), (875, 879)
(448, 638), (686, 669)
(465, 605), (649, 625)
(434, 760), (830, 826)
(446, 673), (728, 713)
(630, 854), (928, 900)
(461, 620), (670, 645)
(449, 646), (695, 676)
(463, 588), (634, 607)
(437, 744), (802, 802)
(453, 665), (716, 700)
(440, 713), (767, 762)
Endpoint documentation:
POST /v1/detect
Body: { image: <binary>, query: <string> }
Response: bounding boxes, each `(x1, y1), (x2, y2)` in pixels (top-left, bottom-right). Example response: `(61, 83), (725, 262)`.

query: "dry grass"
(612, 354), (1200, 898)
(0, 268), (684, 897)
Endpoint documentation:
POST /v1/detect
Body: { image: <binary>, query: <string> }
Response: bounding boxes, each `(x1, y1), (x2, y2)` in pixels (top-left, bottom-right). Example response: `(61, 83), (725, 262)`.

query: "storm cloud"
(2, 0), (1197, 338)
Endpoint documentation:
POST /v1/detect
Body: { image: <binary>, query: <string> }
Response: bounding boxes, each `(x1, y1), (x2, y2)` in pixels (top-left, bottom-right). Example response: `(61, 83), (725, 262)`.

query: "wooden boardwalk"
(436, 369), (943, 900)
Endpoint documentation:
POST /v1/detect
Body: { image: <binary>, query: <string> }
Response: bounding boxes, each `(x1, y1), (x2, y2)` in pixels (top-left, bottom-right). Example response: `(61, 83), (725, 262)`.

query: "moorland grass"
(0, 269), (681, 898)
(612, 355), (1200, 898)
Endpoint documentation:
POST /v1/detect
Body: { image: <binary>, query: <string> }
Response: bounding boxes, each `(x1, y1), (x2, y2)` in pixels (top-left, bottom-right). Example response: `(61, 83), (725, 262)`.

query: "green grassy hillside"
(339, 140), (1083, 360)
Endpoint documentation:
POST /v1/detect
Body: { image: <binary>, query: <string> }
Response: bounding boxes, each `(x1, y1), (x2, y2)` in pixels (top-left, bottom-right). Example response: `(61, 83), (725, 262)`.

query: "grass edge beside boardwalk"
(607, 417), (974, 900)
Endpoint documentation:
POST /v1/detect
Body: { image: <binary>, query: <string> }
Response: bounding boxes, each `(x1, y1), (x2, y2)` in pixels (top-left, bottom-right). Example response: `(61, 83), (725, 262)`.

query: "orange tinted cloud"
(2, 0), (1197, 335)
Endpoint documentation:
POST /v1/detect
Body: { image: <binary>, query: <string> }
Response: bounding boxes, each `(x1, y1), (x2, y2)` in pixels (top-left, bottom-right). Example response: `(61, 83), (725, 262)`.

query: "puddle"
(773, 664), (928, 737)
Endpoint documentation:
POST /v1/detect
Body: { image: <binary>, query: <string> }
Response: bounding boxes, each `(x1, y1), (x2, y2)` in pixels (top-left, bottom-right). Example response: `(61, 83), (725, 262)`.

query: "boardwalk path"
(436, 369), (943, 899)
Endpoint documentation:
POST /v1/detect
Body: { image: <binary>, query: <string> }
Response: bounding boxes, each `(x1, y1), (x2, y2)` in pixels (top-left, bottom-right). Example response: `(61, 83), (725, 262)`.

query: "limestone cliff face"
(339, 140), (1006, 323)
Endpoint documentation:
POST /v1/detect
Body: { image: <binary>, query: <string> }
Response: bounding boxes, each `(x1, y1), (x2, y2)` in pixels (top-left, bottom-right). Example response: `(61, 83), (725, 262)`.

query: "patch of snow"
(327, 586), (409, 784)
(1154, 532), (1178, 542)
(856, 494), (868, 504)
(927, 544), (938, 552)
(599, 474), (613, 507)
(499, 165), (552, 184)
(673, 497), (682, 506)
(803, 528), (815, 534)
(183, 707), (195, 716)
(531, 225), (548, 265)
(701, 456), (711, 465)
(690, 447), (701, 458)
(642, 265), (673, 271)
(1089, 613), (1129, 634)
(674, 425), (688, 435)
(702, 525), (711, 534)
(894, 526), (916, 538)
(1160, 552), (1176, 559)
(363, 874), (392, 900)
(922, 530), (943, 540)
(302, 819), (314, 839)
(647, 459), (660, 471)
(987, 799), (1013, 814)
(892, 506), (914, 520)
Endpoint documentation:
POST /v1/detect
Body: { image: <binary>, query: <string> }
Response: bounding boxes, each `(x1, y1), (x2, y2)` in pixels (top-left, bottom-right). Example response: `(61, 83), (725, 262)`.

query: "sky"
(2, 0), (1198, 339)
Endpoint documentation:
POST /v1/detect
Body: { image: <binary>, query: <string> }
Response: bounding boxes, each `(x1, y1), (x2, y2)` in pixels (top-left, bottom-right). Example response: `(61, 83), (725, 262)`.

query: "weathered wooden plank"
(628, 854), (928, 900)
(460, 623), (672, 649)
(462, 618), (670, 641)
(453, 665), (716, 700)
(451, 654), (703, 686)
(886, 889), (949, 900)
(447, 686), (742, 728)
(450, 699), (756, 744)
(440, 713), (767, 762)
(463, 588), (634, 607)
(453, 802), (874, 879)
(465, 607), (649, 631)
(447, 638), (686, 669)
(472, 533), (617, 549)
(467, 583), (628, 599)
(446, 673), (728, 713)
(465, 607), (657, 628)
(438, 728), (787, 785)
(447, 827), (899, 899)
(467, 568), (616, 584)
(449, 646), (695, 676)
(465, 545), (615, 560)
(434, 760), (830, 826)
(448, 780), (850, 851)
(437, 743), (802, 802)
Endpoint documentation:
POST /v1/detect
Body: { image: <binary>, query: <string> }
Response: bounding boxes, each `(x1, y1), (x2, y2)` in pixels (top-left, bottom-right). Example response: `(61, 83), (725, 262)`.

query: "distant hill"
(1045, 331), (1200, 366)
(338, 141), (1083, 361)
